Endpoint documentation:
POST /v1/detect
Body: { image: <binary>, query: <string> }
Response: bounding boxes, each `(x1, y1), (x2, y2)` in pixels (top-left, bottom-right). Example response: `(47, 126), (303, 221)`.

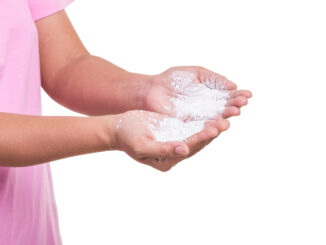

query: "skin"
(0, 10), (251, 171)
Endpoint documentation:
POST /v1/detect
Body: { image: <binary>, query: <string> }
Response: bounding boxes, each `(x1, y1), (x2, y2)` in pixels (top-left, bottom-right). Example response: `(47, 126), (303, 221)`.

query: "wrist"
(127, 72), (153, 111)
(97, 114), (121, 151)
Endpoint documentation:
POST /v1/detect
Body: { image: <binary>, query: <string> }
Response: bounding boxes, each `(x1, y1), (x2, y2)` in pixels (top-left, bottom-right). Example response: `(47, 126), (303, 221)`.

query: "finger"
(185, 126), (221, 158)
(218, 78), (237, 90)
(205, 118), (230, 132)
(140, 138), (189, 158)
(185, 127), (219, 153)
(196, 67), (237, 90)
(229, 90), (252, 98)
(226, 96), (248, 107)
(222, 106), (241, 118)
(205, 76), (237, 90)
(186, 137), (214, 158)
(186, 120), (229, 156)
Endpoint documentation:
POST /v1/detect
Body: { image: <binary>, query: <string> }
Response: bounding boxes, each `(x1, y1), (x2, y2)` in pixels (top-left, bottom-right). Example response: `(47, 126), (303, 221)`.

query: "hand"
(110, 110), (230, 172)
(144, 66), (252, 119)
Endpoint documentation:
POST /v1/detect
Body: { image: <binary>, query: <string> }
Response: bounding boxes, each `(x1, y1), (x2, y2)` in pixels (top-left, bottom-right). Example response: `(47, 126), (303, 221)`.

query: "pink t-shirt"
(0, 0), (73, 244)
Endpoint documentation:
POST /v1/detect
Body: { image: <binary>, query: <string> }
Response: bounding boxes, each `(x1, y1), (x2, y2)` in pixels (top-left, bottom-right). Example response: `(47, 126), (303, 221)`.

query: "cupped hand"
(144, 66), (252, 119)
(111, 110), (229, 172)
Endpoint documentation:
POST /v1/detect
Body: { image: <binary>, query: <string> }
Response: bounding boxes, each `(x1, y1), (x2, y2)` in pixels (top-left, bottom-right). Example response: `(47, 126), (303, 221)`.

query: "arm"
(32, 10), (250, 171)
(36, 11), (251, 118)
(0, 113), (115, 167)
(37, 11), (150, 116)
(0, 111), (194, 171)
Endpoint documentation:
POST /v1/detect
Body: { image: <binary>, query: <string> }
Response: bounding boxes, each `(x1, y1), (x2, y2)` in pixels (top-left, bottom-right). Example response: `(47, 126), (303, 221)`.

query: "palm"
(145, 83), (174, 116)
(115, 110), (231, 171)
(138, 66), (251, 170)
(144, 66), (251, 119)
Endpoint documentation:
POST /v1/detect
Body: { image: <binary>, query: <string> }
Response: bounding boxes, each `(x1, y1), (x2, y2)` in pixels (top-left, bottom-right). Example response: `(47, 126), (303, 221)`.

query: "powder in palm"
(149, 71), (229, 142)
(170, 71), (229, 120)
(148, 117), (205, 142)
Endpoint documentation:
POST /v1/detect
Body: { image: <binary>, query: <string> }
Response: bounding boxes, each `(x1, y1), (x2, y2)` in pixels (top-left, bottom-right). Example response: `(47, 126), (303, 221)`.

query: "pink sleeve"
(28, 0), (74, 21)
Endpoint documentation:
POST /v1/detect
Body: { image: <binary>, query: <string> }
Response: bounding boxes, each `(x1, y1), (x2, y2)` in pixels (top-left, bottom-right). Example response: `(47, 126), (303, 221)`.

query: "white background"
(42, 0), (326, 244)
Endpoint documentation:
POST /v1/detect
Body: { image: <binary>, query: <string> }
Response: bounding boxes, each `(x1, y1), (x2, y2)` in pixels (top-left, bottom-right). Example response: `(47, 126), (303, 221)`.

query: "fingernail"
(175, 146), (187, 155)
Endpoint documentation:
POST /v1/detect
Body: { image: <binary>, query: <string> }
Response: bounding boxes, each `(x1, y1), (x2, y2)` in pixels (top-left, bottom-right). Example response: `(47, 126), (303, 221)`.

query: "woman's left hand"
(143, 66), (252, 119)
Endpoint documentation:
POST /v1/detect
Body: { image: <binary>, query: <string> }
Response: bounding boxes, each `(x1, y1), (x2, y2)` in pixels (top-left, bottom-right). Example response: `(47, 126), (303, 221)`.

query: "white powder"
(148, 117), (206, 142)
(147, 71), (230, 142)
(170, 71), (229, 120)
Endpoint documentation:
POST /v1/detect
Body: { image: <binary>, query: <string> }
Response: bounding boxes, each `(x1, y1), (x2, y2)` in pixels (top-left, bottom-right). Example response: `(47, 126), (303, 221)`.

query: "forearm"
(0, 112), (117, 167)
(42, 55), (152, 116)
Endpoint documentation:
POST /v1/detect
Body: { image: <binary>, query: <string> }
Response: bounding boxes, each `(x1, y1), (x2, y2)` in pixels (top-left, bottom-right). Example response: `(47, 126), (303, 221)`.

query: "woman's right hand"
(0, 110), (227, 168)
(105, 110), (230, 172)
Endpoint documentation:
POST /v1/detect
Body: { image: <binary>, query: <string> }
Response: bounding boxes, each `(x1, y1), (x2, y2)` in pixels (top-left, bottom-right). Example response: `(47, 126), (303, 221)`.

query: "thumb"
(142, 138), (189, 158)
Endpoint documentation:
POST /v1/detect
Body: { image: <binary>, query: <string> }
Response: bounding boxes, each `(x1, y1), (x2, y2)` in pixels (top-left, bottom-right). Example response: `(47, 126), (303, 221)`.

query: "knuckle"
(241, 97), (248, 105)
(159, 147), (170, 157)
(132, 145), (143, 156)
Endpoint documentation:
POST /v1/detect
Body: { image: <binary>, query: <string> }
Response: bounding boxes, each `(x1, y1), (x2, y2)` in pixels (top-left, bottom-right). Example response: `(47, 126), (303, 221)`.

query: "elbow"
(41, 63), (71, 104)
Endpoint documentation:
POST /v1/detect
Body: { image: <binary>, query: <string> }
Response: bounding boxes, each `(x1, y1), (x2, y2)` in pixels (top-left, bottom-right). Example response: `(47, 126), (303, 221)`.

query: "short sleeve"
(28, 0), (74, 21)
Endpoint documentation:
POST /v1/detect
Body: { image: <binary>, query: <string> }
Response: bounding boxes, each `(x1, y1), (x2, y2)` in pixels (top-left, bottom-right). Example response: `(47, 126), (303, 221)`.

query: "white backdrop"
(42, 0), (326, 244)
